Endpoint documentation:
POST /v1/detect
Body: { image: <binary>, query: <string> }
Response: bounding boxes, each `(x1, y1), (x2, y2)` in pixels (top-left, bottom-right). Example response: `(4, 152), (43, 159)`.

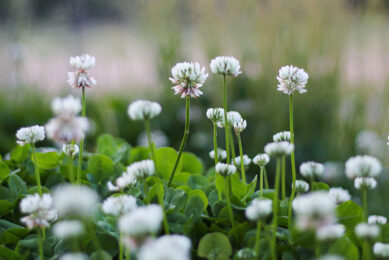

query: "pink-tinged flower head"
(169, 62), (208, 98)
(67, 54), (97, 89)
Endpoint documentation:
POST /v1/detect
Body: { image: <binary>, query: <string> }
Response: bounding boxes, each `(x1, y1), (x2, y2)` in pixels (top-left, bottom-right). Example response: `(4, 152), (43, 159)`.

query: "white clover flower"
(107, 171), (137, 192)
(355, 223), (380, 239)
(206, 108), (224, 123)
(374, 242), (389, 258)
(354, 177), (377, 190)
(245, 198), (272, 221)
(62, 144), (79, 157)
(292, 191), (336, 231)
(273, 131), (291, 142)
(102, 195), (137, 216)
(59, 253), (89, 260)
(264, 141), (294, 157)
(67, 54), (97, 89)
(209, 149), (227, 161)
(51, 95), (82, 117)
(53, 220), (84, 239)
(127, 160), (155, 180)
(234, 119), (247, 134)
(345, 155), (381, 179)
(215, 163), (236, 177)
(317, 255), (344, 260)
(210, 56), (242, 77)
(276, 65), (308, 95)
(16, 125), (45, 145)
(45, 115), (89, 144)
(169, 62), (208, 98)
(316, 224), (345, 241)
(138, 235), (191, 260)
(20, 193), (57, 229)
(329, 187), (351, 205)
(233, 155), (251, 168)
(128, 100), (162, 120)
(253, 153), (270, 167)
(137, 130), (169, 148)
(237, 248), (256, 259)
(53, 184), (99, 216)
(321, 162), (343, 183)
(299, 161), (324, 179)
(217, 111), (243, 128)
(368, 215), (387, 225)
(119, 204), (163, 238)
(294, 180), (309, 193)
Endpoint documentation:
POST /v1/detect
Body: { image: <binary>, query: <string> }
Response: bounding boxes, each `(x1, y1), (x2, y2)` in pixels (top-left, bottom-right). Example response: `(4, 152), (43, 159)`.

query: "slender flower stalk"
(260, 167), (264, 196)
(229, 132), (236, 166)
(236, 134), (246, 184)
(271, 158), (281, 260)
(31, 144), (42, 195)
(287, 95), (297, 230)
(255, 220), (261, 256)
(253, 154), (270, 196)
(145, 120), (157, 164)
(264, 168), (269, 189)
(281, 156), (286, 200)
(119, 234), (124, 260)
(213, 123), (219, 166)
(38, 228), (44, 260)
(223, 75), (231, 163)
(168, 96), (190, 187)
(362, 187), (368, 222)
(77, 86), (86, 184)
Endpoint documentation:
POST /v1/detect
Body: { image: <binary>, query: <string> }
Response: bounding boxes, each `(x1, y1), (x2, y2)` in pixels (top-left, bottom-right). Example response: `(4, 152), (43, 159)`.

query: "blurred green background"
(1, 0), (389, 213)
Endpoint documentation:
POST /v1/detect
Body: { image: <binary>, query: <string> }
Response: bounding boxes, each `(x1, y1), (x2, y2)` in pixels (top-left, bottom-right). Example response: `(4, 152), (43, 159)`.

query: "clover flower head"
(53, 220), (84, 239)
(237, 248), (256, 259)
(16, 125), (45, 145)
(217, 111), (243, 128)
(20, 193), (57, 229)
(138, 235), (191, 260)
(294, 180), (309, 193)
(206, 108), (224, 123)
(68, 54), (97, 88)
(374, 242), (389, 258)
(59, 253), (88, 260)
(169, 62), (208, 98)
(102, 195), (137, 217)
(215, 163), (236, 177)
(209, 149), (227, 161)
(276, 65), (308, 95)
(128, 100), (162, 120)
(299, 161), (324, 179)
(210, 56), (242, 77)
(70, 54), (95, 70)
(264, 141), (294, 157)
(355, 223), (380, 239)
(234, 119), (247, 134)
(368, 215), (387, 225)
(51, 95), (82, 117)
(329, 187), (351, 205)
(45, 116), (89, 144)
(53, 184), (99, 216)
(126, 160), (155, 180)
(354, 177), (377, 190)
(107, 171), (137, 192)
(253, 153), (270, 167)
(273, 131), (291, 142)
(233, 155), (251, 167)
(316, 224), (345, 241)
(245, 198), (272, 221)
(62, 144), (79, 157)
(345, 155), (381, 179)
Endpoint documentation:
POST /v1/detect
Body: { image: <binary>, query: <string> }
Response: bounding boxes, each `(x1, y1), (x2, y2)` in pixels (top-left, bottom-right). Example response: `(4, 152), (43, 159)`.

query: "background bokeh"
(1, 0), (389, 213)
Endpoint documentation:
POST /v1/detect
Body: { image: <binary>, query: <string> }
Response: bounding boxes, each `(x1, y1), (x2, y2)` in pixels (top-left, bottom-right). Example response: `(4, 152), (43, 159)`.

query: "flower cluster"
(215, 163), (236, 177)
(368, 215), (387, 225)
(294, 180), (309, 193)
(234, 119), (247, 134)
(264, 141), (294, 157)
(276, 65), (309, 95)
(206, 108), (224, 123)
(345, 155), (381, 179)
(128, 100), (162, 120)
(233, 155), (251, 167)
(245, 198), (272, 221)
(355, 223), (380, 239)
(299, 161), (324, 179)
(126, 159), (155, 180)
(138, 235), (191, 260)
(209, 148), (227, 161)
(354, 177), (377, 190)
(16, 125), (45, 145)
(53, 220), (84, 239)
(210, 56), (242, 77)
(62, 143), (79, 157)
(107, 170), (137, 191)
(273, 131), (291, 142)
(328, 187), (351, 205)
(102, 195), (137, 216)
(20, 193), (57, 229)
(67, 54), (97, 88)
(253, 153), (270, 167)
(374, 242), (389, 258)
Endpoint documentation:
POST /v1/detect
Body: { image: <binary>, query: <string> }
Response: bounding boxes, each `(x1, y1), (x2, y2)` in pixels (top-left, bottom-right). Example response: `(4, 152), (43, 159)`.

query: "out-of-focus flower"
(16, 125), (45, 145)
(217, 111), (243, 128)
(354, 177), (377, 190)
(67, 54), (97, 89)
(264, 142), (294, 157)
(51, 95), (82, 117)
(169, 62), (208, 98)
(137, 130), (169, 148)
(236, 248), (256, 259)
(329, 187), (351, 205)
(234, 119), (247, 134)
(210, 56), (242, 77)
(107, 171), (137, 192)
(368, 215), (387, 225)
(273, 131), (291, 142)
(345, 155), (381, 179)
(317, 255), (344, 260)
(316, 224), (345, 241)
(209, 149), (227, 161)
(127, 160), (155, 180)
(233, 155), (251, 168)
(53, 184), (99, 216)
(62, 144), (79, 157)
(215, 163), (236, 177)
(355, 223), (380, 239)
(253, 153), (270, 167)
(20, 193), (57, 229)
(320, 162), (343, 183)
(294, 180), (309, 193)
(206, 108), (224, 123)
(300, 161), (324, 179)
(276, 65), (308, 95)
(45, 116), (89, 144)
(245, 198), (272, 221)
(102, 195), (137, 217)
(138, 235), (191, 260)
(128, 100), (162, 120)
(374, 242), (389, 258)
(53, 220), (84, 239)
(356, 130), (385, 157)
(59, 253), (89, 260)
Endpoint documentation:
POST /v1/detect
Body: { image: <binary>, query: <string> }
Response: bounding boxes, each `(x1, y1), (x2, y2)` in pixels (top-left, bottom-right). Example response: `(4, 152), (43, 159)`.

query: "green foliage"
(155, 147), (183, 180)
(198, 232), (232, 260)
(87, 154), (114, 183)
(33, 152), (60, 170)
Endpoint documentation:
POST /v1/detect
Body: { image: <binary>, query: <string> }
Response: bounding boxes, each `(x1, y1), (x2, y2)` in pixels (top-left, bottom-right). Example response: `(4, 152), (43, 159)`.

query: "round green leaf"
(87, 154), (114, 183)
(198, 232), (232, 260)
(33, 152), (60, 169)
(0, 162), (10, 181)
(155, 147), (183, 180)
(182, 152), (204, 174)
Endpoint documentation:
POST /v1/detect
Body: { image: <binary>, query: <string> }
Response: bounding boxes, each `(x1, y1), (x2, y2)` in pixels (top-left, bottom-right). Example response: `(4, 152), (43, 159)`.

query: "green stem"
(126, 247), (131, 260)
(222, 75), (231, 163)
(315, 239), (321, 257)
(281, 156), (286, 200)
(157, 193), (170, 234)
(271, 158), (281, 260)
(310, 178), (314, 191)
(362, 188), (368, 222)
(213, 123), (222, 200)
(259, 167), (264, 197)
(38, 228), (44, 260)
(68, 155), (74, 183)
(264, 168), (269, 189)
(255, 220), (262, 257)
(229, 132), (237, 166)
(77, 86), (86, 184)
(31, 144), (42, 196)
(119, 234), (124, 260)
(224, 176), (235, 230)
(237, 133), (246, 184)
(288, 94), (297, 231)
(168, 96), (190, 187)
(145, 120), (157, 164)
